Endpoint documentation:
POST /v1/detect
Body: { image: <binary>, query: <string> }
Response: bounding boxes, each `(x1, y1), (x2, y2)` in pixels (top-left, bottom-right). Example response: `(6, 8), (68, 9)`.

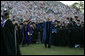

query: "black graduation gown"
(60, 26), (67, 46)
(18, 27), (23, 44)
(80, 26), (84, 47)
(64, 27), (70, 46)
(45, 21), (52, 48)
(2, 19), (16, 55)
(51, 24), (57, 46)
(56, 25), (62, 46)
(59, 27), (64, 46)
(32, 26), (37, 44)
(40, 23), (43, 43)
(21, 24), (28, 45)
(16, 26), (23, 46)
(15, 26), (21, 55)
(67, 21), (75, 47)
(1, 26), (7, 55)
(74, 25), (82, 45)
(36, 23), (43, 43)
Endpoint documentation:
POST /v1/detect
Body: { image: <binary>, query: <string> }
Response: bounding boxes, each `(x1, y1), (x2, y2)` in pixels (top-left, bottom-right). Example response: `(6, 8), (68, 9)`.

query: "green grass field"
(20, 44), (84, 55)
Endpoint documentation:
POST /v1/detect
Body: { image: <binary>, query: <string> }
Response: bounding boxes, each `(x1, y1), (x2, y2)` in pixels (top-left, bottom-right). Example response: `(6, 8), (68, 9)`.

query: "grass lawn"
(20, 44), (84, 55)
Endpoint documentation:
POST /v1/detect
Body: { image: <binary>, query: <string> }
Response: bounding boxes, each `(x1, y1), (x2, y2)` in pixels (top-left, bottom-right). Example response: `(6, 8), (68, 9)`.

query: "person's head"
(70, 17), (73, 21)
(26, 20), (28, 25)
(57, 21), (61, 26)
(62, 22), (65, 26)
(66, 17), (70, 21)
(81, 21), (84, 27)
(75, 16), (78, 19)
(46, 18), (50, 22)
(19, 23), (23, 29)
(9, 14), (12, 20)
(27, 19), (30, 24)
(12, 19), (16, 25)
(15, 23), (18, 27)
(54, 20), (58, 25)
(74, 16), (79, 21)
(73, 21), (76, 25)
(24, 20), (28, 25)
(3, 8), (9, 19)
(23, 19), (27, 25)
(76, 20), (80, 24)
(67, 17), (69, 20)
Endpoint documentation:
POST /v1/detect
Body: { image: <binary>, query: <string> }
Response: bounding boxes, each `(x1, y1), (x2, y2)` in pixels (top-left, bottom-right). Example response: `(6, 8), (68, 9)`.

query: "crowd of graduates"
(51, 17), (84, 47)
(1, 7), (84, 55)
(10, 15), (84, 48)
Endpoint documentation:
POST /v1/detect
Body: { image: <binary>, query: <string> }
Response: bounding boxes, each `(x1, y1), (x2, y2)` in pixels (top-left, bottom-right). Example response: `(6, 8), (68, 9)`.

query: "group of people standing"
(1, 8), (84, 55)
(51, 17), (84, 48)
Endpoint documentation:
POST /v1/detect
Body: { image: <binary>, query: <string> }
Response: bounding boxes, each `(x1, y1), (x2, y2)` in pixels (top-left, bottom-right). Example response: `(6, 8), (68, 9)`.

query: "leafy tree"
(71, 1), (84, 13)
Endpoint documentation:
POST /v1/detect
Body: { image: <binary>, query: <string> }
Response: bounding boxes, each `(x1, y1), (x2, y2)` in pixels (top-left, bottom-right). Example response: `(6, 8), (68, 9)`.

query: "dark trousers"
(44, 32), (51, 48)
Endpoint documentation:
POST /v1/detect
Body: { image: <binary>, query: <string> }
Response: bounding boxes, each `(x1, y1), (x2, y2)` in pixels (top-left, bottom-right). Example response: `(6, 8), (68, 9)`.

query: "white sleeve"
(28, 32), (30, 35)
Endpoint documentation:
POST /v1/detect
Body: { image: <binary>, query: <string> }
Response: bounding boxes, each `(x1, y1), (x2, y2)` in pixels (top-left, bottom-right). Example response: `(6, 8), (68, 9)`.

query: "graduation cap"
(54, 20), (58, 22)
(27, 19), (30, 22)
(72, 21), (76, 24)
(3, 8), (9, 13)
(74, 16), (78, 18)
(54, 20), (60, 23)
(15, 23), (18, 26)
(70, 17), (73, 21)
(77, 20), (80, 22)
(57, 21), (60, 23)
(67, 17), (69, 20)
(20, 23), (23, 25)
(3, 8), (9, 16)
(12, 19), (15, 21)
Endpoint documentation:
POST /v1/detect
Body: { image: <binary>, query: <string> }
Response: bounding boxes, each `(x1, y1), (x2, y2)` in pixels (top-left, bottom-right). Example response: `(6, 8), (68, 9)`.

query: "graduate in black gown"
(27, 20), (33, 45)
(64, 22), (70, 46)
(21, 20), (33, 46)
(43, 18), (52, 48)
(80, 21), (84, 47)
(74, 16), (84, 47)
(1, 15), (7, 55)
(51, 20), (58, 46)
(18, 23), (23, 44)
(39, 21), (43, 43)
(35, 21), (41, 44)
(1, 8), (20, 55)
(31, 22), (37, 44)
(55, 21), (62, 46)
(74, 19), (82, 47)
(67, 17), (76, 47)
(13, 22), (21, 55)
(60, 22), (67, 46)
(36, 20), (43, 43)
(21, 20), (29, 46)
